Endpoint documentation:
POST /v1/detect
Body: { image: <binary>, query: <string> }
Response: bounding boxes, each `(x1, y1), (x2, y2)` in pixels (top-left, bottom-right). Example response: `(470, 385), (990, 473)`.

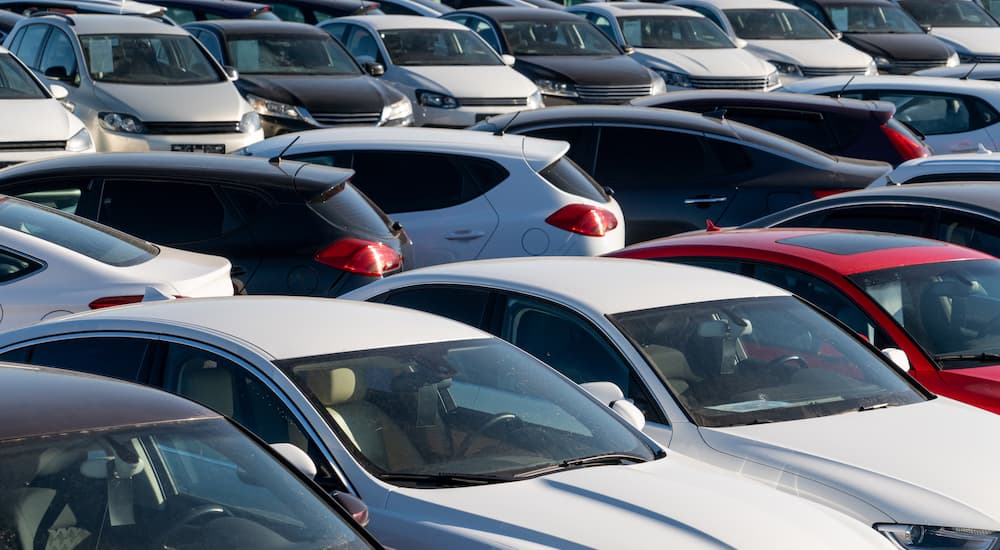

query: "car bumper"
(414, 104), (537, 128)
(260, 114), (413, 137)
(0, 148), (95, 168)
(93, 127), (264, 153)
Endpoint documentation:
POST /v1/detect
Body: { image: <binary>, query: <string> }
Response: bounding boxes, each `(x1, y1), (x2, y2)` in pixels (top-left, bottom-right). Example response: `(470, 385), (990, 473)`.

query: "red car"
(610, 228), (1000, 414)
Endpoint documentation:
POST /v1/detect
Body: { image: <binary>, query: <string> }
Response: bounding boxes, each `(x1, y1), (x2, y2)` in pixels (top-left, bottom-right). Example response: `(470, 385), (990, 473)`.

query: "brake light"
(881, 124), (929, 161)
(813, 189), (852, 199)
(545, 204), (618, 237)
(88, 295), (143, 309)
(315, 238), (402, 277)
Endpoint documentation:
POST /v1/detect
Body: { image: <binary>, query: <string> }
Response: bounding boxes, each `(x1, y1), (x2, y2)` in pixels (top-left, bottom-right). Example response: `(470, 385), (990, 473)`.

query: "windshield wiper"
(378, 472), (510, 487)
(513, 453), (649, 479)
(934, 352), (1000, 363)
(857, 402), (890, 412)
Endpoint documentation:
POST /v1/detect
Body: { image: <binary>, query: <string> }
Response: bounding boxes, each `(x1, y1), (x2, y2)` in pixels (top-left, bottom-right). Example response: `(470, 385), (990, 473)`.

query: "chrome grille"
(0, 140), (65, 151)
(689, 77), (770, 90)
(891, 59), (949, 73)
(143, 121), (240, 135)
(311, 112), (382, 125)
(574, 84), (651, 103)
(800, 66), (869, 77)
(458, 97), (528, 107)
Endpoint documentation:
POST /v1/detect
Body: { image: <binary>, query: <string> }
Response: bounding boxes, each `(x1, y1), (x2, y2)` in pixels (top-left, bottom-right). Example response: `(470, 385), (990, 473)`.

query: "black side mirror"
(623, 46), (635, 55)
(44, 66), (71, 81)
(920, 24), (933, 33)
(364, 61), (385, 77)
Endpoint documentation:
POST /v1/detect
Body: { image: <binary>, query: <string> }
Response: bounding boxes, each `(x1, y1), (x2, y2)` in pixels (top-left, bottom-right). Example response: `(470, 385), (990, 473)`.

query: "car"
(898, 0), (1000, 64)
(0, 296), (910, 550)
(776, 0), (958, 73)
(441, 0), (564, 9)
(0, 0), (165, 16)
(869, 150), (1000, 186)
(146, 0), (280, 22)
(0, 10), (23, 41)
(469, 106), (891, 244)
(184, 20), (412, 136)
(3, 13), (263, 153)
(265, 0), (382, 22)
(666, 0), (876, 82)
(377, 0), (454, 16)
(342, 255), (1000, 544)
(237, 127), (624, 267)
(913, 62), (1000, 80)
(320, 15), (541, 127)
(0, 152), (410, 295)
(442, 7), (666, 105)
(567, 3), (781, 91)
(632, 90), (929, 165)
(0, 363), (385, 550)
(0, 45), (94, 167)
(0, 195), (233, 329)
(784, 74), (1000, 154)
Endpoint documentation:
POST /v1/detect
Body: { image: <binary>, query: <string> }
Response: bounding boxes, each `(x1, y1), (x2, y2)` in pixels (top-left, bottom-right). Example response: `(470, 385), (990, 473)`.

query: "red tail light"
(813, 189), (852, 199)
(315, 238), (402, 277)
(545, 204), (619, 237)
(881, 124), (929, 161)
(89, 295), (144, 309)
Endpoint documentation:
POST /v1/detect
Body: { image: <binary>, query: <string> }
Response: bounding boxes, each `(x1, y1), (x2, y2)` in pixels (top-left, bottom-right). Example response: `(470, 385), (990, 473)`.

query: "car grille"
(689, 77), (770, 90)
(0, 140), (65, 151)
(800, 66), (869, 77)
(575, 84), (651, 103)
(142, 122), (241, 135)
(891, 59), (949, 73)
(458, 97), (528, 107)
(311, 112), (383, 125)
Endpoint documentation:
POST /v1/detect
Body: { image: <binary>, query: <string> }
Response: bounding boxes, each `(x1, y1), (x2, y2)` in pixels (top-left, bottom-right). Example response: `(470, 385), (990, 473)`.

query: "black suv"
(0, 153), (410, 295)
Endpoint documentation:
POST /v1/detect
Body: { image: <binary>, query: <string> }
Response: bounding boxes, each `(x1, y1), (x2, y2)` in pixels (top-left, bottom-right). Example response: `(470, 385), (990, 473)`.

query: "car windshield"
(227, 34), (362, 75)
(725, 9), (833, 39)
(379, 28), (501, 66)
(0, 418), (372, 549)
(500, 20), (621, 56)
(611, 296), (925, 428)
(618, 15), (735, 49)
(900, 0), (998, 28)
(0, 53), (47, 99)
(282, 338), (656, 486)
(825, 4), (923, 33)
(0, 197), (157, 267)
(849, 259), (1000, 368)
(79, 34), (224, 84)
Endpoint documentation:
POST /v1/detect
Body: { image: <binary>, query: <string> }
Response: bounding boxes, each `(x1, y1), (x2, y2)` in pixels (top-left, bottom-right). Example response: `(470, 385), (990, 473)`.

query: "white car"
(668, 0), (875, 82)
(238, 128), (625, 267)
(0, 296), (900, 550)
(568, 3), (781, 91)
(343, 256), (1000, 547)
(0, 196), (232, 329)
(899, 0), (1000, 63)
(319, 16), (541, 127)
(0, 46), (93, 166)
(784, 75), (1000, 153)
(870, 148), (1000, 186)
(2, 14), (263, 153)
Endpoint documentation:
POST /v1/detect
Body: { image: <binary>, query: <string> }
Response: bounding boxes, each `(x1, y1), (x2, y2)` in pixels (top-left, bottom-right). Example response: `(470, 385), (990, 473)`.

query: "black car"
(743, 182), (1000, 258)
(779, 0), (956, 73)
(0, 0), (164, 16)
(185, 20), (411, 136)
(267, 0), (381, 22)
(632, 90), (930, 165)
(443, 8), (662, 105)
(469, 106), (890, 243)
(148, 0), (279, 22)
(0, 153), (410, 295)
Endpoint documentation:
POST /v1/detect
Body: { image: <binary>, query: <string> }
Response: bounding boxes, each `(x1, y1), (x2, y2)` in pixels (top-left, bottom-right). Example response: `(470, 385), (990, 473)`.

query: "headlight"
(416, 90), (459, 109)
(246, 94), (305, 120)
(768, 61), (803, 77)
(65, 127), (93, 152)
(381, 97), (413, 125)
(98, 112), (144, 134)
(653, 69), (692, 88)
(527, 89), (544, 109)
(766, 70), (781, 88)
(239, 111), (261, 134)
(867, 60), (879, 75)
(947, 52), (961, 67)
(534, 79), (578, 98)
(876, 524), (1000, 549)
(649, 72), (667, 94)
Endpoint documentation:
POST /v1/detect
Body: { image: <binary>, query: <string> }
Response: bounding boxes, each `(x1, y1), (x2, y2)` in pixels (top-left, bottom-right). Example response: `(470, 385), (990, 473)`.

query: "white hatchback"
(869, 148), (1000, 186)
(238, 127), (625, 267)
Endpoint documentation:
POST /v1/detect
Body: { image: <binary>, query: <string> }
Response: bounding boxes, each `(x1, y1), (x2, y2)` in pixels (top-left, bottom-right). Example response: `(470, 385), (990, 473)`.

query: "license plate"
(171, 144), (225, 154)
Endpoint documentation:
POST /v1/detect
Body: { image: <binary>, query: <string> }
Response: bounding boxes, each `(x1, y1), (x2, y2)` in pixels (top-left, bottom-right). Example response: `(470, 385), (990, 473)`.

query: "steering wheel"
(456, 413), (520, 457)
(764, 355), (809, 370)
(978, 314), (1000, 338)
(156, 504), (231, 549)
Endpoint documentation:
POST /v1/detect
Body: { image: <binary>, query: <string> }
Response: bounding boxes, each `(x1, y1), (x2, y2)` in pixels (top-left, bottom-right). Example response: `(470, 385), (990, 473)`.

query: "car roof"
(809, 0), (896, 6)
(448, 6), (580, 20)
(633, 90), (895, 121)
(186, 18), (328, 36)
(624, 228), (993, 275)
(679, 0), (801, 9)
(914, 64), (1000, 80)
(6, 0), (166, 15)
(27, 12), (188, 33)
(333, 14), (468, 29)
(816, 181), (1000, 210)
(150, 0), (273, 16)
(784, 75), (1000, 96)
(574, 2), (701, 16)
(0, 363), (219, 442)
(19, 296), (489, 360)
(355, 256), (790, 314)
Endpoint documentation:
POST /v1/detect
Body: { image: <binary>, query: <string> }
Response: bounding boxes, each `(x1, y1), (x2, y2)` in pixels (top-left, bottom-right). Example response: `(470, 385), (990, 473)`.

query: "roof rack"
(27, 10), (75, 24)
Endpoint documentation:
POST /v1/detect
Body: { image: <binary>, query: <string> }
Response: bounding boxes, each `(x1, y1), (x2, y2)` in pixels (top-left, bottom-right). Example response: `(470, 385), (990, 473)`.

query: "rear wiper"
(934, 352), (1000, 363)
(379, 472), (510, 487)
(513, 453), (648, 479)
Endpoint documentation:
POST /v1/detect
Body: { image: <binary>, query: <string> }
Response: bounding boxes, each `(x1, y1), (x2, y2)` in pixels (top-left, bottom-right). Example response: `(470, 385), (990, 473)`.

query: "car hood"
(0, 98), (79, 141)
(94, 80), (248, 122)
(930, 27), (1000, 56)
(746, 39), (872, 67)
(702, 398), (1000, 529)
(381, 454), (893, 549)
(398, 65), (537, 98)
(237, 73), (396, 114)
(843, 33), (953, 61)
(515, 55), (652, 86)
(634, 48), (773, 77)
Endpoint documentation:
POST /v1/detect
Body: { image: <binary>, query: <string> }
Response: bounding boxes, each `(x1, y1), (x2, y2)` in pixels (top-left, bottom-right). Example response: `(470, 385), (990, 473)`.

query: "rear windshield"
(539, 156), (610, 203)
(0, 197), (158, 267)
(309, 182), (395, 239)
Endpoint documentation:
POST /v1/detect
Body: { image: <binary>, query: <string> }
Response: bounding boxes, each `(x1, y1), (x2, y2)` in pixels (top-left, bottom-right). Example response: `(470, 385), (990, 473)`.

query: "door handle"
(444, 230), (486, 241)
(684, 197), (728, 205)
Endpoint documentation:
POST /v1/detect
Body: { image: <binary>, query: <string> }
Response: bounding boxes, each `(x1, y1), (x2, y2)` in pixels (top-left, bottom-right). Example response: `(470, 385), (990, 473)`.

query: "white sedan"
(0, 196), (233, 329)
(343, 256), (1000, 548)
(0, 297), (898, 549)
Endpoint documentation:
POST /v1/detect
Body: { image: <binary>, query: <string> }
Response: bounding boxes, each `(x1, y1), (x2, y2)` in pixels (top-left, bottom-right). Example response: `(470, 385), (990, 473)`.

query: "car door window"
(4, 180), (99, 216)
(192, 29), (225, 64)
(587, 13), (616, 41)
(323, 22), (350, 42)
(935, 209), (1000, 258)
(164, 6), (197, 23)
(380, 285), (492, 328)
(469, 17), (502, 52)
(594, 126), (725, 189)
(724, 108), (838, 152)
(878, 92), (1000, 136)
(346, 152), (486, 213)
(37, 29), (77, 83)
(778, 205), (929, 237)
(269, 1), (307, 22)
(0, 248), (42, 283)
(379, 1), (418, 15)
(9, 24), (49, 67)
(682, 5), (726, 30)
(11, 337), (152, 381)
(343, 27), (383, 64)
(98, 180), (236, 244)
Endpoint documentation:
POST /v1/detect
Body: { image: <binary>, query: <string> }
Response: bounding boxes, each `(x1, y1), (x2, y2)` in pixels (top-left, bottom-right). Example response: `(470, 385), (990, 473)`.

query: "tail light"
(315, 238), (402, 277)
(881, 124), (929, 161)
(89, 295), (144, 309)
(545, 204), (618, 237)
(813, 189), (852, 199)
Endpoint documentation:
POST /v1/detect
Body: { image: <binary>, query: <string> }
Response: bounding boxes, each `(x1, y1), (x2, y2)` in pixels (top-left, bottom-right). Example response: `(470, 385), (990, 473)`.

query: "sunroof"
(775, 232), (941, 255)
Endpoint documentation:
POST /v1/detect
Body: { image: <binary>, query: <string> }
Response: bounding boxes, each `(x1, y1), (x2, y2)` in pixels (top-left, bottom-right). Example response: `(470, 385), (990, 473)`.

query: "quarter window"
(19, 337), (151, 381)
(0, 248), (42, 283)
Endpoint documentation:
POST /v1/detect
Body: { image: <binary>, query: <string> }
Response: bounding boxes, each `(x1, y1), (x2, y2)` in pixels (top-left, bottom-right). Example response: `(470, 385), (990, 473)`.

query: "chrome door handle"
(684, 197), (728, 205)
(444, 230), (486, 240)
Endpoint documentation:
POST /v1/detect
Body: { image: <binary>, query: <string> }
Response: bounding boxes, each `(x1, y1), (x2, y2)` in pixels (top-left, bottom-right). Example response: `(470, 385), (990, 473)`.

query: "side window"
(269, 1), (308, 22)
(594, 126), (723, 189)
(794, 1), (827, 25)
(164, 7), (197, 23)
(343, 27), (383, 64)
(98, 180), (235, 244)
(684, 5), (726, 30)
(934, 209), (1000, 258)
(380, 286), (491, 328)
(522, 125), (598, 172)
(22, 337), (152, 381)
(777, 205), (928, 237)
(0, 248), (43, 283)
(725, 108), (838, 152)
(5, 180), (97, 216)
(469, 18), (502, 52)
(323, 22), (350, 42)
(379, 2), (419, 15)
(192, 29), (224, 64)
(878, 92), (998, 136)
(348, 152), (485, 213)
(9, 24), (49, 67)
(587, 14), (616, 41)
(287, 151), (351, 169)
(37, 29), (77, 82)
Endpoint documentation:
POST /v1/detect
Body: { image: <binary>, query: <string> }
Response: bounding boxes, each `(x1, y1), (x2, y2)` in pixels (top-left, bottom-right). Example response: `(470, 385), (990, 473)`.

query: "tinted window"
(539, 156), (609, 203)
(934, 209), (1000, 258)
(594, 127), (724, 189)
(347, 152), (491, 213)
(99, 180), (232, 244)
(879, 92), (1000, 135)
(164, 6), (197, 23)
(26, 337), (150, 381)
(38, 29), (76, 79)
(10, 24), (48, 67)
(193, 29), (224, 63)
(589, 14), (615, 40)
(382, 285), (491, 327)
(270, 2), (307, 22)
(726, 8), (832, 39)
(0, 248), (42, 283)
(379, 29), (501, 66)
(725, 109), (838, 151)
(781, 205), (928, 236)
(308, 181), (395, 239)
(0, 52), (46, 99)
(468, 17), (501, 52)
(522, 125), (596, 171)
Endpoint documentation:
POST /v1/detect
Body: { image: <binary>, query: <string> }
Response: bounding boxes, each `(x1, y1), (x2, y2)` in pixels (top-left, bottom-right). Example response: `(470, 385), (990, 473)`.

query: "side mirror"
(49, 84), (69, 100)
(579, 381), (645, 431)
(920, 24), (932, 33)
(882, 348), (910, 372)
(623, 45), (635, 55)
(43, 66), (71, 82)
(270, 443), (317, 479)
(330, 491), (370, 527)
(733, 38), (748, 48)
(223, 65), (239, 81)
(501, 54), (516, 66)
(833, 31), (843, 39)
(364, 61), (385, 77)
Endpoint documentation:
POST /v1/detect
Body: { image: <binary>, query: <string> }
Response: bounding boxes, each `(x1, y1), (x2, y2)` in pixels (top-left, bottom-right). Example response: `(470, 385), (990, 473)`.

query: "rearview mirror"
(501, 54), (516, 66)
(881, 348), (910, 372)
(270, 443), (317, 479)
(331, 491), (370, 527)
(579, 381), (645, 431)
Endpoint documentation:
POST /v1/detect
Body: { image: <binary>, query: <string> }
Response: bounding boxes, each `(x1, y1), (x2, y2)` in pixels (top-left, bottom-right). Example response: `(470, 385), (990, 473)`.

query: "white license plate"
(171, 144), (225, 154)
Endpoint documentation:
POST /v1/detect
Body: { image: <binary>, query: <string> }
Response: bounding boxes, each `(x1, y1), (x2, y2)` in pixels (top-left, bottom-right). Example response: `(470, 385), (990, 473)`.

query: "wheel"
(455, 413), (519, 457)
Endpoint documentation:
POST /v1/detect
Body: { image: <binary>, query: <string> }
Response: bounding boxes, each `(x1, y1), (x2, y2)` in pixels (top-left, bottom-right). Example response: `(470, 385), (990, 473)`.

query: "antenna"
(269, 135), (301, 166)
(833, 75), (856, 98)
(493, 110), (522, 136)
(704, 107), (727, 120)
(960, 62), (980, 80)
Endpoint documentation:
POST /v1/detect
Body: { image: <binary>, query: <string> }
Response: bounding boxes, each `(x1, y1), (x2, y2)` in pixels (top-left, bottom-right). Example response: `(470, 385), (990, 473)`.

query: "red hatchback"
(611, 229), (1000, 414)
